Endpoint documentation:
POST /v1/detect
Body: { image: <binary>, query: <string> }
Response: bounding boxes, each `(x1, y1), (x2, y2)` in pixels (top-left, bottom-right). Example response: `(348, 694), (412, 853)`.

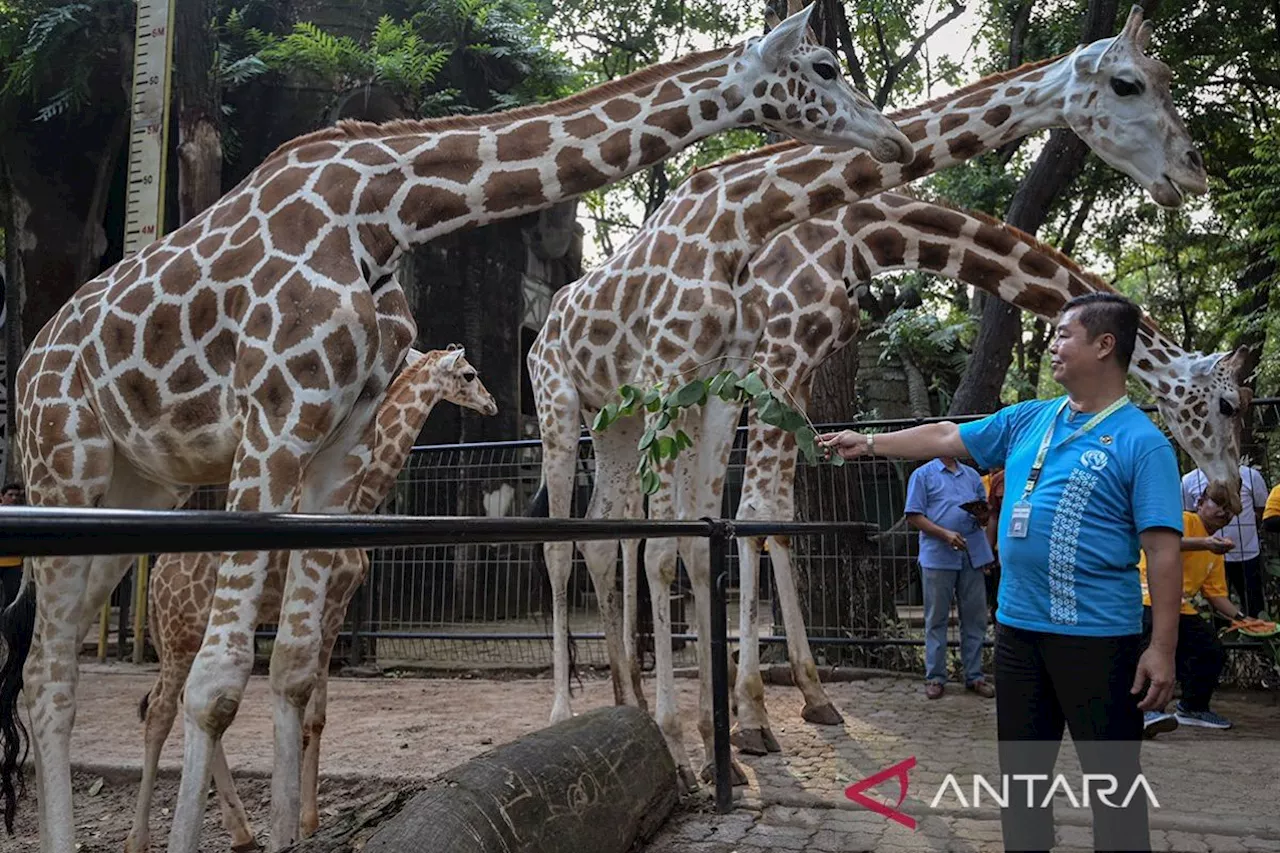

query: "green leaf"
(778, 407), (809, 433)
(796, 427), (818, 464)
(670, 380), (708, 409)
(643, 389), (662, 412)
(757, 395), (785, 427)
(592, 403), (617, 432)
(638, 428), (657, 451)
(675, 429), (694, 450)
(641, 469), (661, 495)
(656, 436), (677, 459)
(708, 372), (729, 397)
(736, 372), (768, 398)
(619, 384), (640, 410)
(830, 453), (846, 468)
(656, 410), (673, 431)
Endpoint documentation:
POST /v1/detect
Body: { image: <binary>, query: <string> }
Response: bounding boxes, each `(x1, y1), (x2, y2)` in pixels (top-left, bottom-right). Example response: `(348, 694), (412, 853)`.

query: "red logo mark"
(844, 756), (917, 829)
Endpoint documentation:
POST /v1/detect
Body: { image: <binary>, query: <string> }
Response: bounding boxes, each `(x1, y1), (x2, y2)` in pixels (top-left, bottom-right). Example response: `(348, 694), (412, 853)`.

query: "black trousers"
(996, 623), (1150, 852)
(1225, 557), (1266, 618)
(1140, 606), (1225, 712)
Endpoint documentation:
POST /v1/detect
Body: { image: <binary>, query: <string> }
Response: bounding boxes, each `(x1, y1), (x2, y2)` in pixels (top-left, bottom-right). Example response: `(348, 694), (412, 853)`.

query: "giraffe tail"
(0, 573), (35, 835)
(525, 484), (581, 694)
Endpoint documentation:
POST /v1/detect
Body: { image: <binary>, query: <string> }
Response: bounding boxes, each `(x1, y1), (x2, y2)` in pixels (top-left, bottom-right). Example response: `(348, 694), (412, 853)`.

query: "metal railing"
(1, 506), (878, 813)
(87, 398), (1280, 684)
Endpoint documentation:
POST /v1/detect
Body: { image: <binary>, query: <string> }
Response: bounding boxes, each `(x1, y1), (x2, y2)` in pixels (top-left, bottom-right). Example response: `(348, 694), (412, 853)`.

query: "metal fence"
(113, 398), (1280, 686)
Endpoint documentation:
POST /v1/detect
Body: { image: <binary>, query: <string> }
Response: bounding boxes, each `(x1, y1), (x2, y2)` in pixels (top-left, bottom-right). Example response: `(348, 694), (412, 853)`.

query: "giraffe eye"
(463, 371), (476, 382)
(1219, 398), (1236, 417)
(1110, 77), (1144, 97)
(813, 62), (838, 82)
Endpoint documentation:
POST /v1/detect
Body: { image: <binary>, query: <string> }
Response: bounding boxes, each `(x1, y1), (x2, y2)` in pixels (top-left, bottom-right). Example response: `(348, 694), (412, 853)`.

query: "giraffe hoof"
(730, 726), (771, 756)
(802, 701), (844, 726)
(676, 765), (701, 795)
(762, 727), (782, 753)
(230, 840), (261, 853)
(699, 758), (749, 787)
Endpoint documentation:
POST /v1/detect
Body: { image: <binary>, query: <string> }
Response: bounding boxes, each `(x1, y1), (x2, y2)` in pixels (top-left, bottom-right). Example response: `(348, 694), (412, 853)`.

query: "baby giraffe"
(126, 345), (496, 853)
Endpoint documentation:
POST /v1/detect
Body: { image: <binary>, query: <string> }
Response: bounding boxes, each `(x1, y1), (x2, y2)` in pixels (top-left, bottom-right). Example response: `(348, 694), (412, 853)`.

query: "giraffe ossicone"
(1, 6), (911, 850)
(528, 2), (1207, 788)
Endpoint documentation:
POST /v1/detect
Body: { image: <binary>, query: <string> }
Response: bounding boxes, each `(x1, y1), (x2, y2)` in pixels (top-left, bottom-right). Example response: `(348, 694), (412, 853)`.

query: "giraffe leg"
(300, 550), (362, 839)
(620, 487), (647, 712)
(679, 401), (750, 786)
(642, 413), (701, 792)
(5, 450), (183, 853)
(765, 431), (842, 726)
(211, 742), (259, 852)
(578, 425), (644, 709)
(128, 553), (207, 853)
(730, 539), (780, 755)
(531, 358), (581, 724)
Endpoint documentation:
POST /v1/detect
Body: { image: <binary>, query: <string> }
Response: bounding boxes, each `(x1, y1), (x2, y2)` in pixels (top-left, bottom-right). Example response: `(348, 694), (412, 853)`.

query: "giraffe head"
(742, 3), (913, 164)
(1056, 5), (1206, 207)
(1151, 346), (1251, 516)
(435, 345), (498, 416)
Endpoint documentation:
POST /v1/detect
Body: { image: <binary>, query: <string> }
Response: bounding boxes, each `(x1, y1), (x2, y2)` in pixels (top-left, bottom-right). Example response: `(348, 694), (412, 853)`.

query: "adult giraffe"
(728, 192), (1249, 753)
(528, 4), (1207, 787)
(126, 345), (495, 853)
(0, 7), (913, 850)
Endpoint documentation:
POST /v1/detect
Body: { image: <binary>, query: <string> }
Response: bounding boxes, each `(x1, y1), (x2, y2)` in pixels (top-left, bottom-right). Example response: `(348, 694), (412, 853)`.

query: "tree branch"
(874, 1), (967, 107)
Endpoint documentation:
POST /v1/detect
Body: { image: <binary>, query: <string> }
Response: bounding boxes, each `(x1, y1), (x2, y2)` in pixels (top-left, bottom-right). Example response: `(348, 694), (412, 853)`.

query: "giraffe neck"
(706, 50), (1087, 246)
(281, 44), (774, 265)
(840, 192), (1191, 394)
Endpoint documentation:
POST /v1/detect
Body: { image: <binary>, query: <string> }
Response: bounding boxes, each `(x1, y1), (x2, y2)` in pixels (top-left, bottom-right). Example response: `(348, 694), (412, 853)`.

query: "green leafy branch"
(592, 366), (845, 496)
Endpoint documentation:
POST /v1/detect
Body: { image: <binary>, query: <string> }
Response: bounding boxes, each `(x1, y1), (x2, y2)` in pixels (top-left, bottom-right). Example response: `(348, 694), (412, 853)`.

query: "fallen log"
(284, 705), (678, 853)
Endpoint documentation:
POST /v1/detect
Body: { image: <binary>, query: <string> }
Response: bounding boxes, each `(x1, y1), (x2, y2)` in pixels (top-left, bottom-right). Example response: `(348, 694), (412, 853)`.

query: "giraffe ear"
(757, 0), (813, 67)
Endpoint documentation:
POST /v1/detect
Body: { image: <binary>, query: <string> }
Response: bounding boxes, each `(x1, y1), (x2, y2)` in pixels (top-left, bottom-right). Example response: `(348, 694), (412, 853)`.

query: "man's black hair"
(1061, 292), (1141, 370)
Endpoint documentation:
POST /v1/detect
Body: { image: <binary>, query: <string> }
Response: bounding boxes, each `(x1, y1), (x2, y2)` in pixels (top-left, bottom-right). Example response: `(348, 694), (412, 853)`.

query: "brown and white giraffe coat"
(125, 346), (495, 853)
(528, 5), (1208, 785)
(4, 8), (916, 851)
(727, 191), (1249, 752)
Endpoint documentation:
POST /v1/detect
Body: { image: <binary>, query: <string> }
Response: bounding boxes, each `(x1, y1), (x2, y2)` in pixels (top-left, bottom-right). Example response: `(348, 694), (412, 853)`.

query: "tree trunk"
(946, 0), (1123, 416)
(282, 706), (677, 853)
(175, 0), (223, 226)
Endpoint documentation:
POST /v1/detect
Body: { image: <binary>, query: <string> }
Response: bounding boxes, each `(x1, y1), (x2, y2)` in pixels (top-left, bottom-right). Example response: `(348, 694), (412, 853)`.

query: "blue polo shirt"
(958, 396), (1183, 636)
(904, 459), (995, 570)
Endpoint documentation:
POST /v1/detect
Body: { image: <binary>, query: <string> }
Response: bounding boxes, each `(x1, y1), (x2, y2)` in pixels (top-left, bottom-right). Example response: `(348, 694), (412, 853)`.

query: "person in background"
(0, 482), (26, 609)
(1139, 493), (1249, 733)
(905, 456), (997, 700)
(1261, 482), (1280, 536)
(1182, 465), (1268, 617)
(980, 467), (1005, 620)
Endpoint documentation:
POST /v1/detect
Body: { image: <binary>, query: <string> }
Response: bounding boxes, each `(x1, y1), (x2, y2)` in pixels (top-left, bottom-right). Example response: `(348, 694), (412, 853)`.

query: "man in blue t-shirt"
(905, 457), (996, 699)
(820, 293), (1183, 853)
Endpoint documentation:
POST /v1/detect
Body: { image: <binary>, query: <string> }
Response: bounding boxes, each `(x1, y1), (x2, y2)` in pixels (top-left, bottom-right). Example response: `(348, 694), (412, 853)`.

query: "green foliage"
(0, 0), (131, 121)
(593, 368), (842, 496)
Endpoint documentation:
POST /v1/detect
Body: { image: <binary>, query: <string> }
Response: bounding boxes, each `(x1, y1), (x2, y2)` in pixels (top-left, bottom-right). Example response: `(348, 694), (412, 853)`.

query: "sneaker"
(925, 682), (944, 699)
(1174, 703), (1232, 730)
(1142, 710), (1179, 738)
(966, 680), (995, 698)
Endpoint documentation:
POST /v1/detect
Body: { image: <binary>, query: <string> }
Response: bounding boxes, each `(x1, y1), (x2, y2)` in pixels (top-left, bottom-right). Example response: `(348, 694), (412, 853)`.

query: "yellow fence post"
(133, 554), (150, 664)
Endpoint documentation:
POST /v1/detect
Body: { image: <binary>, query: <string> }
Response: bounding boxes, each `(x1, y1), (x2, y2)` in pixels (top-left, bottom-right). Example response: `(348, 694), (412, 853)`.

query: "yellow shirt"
(1263, 484), (1280, 521)
(1139, 511), (1228, 615)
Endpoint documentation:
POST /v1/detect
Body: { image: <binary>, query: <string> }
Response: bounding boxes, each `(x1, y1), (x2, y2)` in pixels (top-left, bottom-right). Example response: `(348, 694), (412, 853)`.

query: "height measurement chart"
(123, 0), (177, 257)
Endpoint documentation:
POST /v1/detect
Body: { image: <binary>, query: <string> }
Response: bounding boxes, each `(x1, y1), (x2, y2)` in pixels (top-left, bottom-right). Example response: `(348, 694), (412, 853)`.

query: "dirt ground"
(5, 661), (707, 852)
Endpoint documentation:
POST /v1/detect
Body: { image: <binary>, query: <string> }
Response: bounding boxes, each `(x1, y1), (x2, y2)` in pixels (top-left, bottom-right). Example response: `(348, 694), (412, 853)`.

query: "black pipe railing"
(0, 505), (878, 814)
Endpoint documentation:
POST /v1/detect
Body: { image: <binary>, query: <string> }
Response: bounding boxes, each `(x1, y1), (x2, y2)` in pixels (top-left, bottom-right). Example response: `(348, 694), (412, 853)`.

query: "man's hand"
(1204, 536), (1235, 555)
(941, 529), (967, 550)
(817, 430), (870, 460)
(1132, 644), (1175, 711)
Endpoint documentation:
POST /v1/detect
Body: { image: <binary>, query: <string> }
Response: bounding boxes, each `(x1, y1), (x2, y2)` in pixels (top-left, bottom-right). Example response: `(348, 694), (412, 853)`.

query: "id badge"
(1008, 500), (1032, 538)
